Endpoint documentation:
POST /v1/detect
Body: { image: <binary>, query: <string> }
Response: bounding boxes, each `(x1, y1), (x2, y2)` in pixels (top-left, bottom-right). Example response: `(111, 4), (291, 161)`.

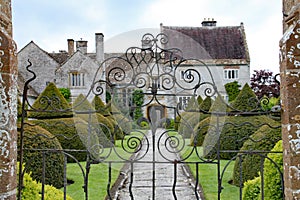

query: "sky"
(12, 0), (282, 74)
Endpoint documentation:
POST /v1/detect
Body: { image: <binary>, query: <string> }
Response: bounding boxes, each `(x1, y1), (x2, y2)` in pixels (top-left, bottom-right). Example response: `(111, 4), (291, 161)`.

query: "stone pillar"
(281, 1), (300, 199)
(0, 0), (18, 199)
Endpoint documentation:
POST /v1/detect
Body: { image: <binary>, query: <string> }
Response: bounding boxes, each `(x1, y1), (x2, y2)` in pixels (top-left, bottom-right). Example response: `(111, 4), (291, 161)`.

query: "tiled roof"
(48, 52), (70, 64)
(162, 24), (249, 60)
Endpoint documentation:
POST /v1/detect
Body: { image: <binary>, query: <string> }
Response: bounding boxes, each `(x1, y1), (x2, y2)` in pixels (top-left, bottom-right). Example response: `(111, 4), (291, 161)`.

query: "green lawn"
(64, 131), (145, 200)
(65, 131), (239, 200)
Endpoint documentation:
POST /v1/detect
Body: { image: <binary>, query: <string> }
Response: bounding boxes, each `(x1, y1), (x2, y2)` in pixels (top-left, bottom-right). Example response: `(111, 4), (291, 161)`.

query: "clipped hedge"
(263, 140), (283, 200)
(199, 96), (213, 112)
(28, 82), (72, 119)
(242, 176), (260, 200)
(32, 117), (88, 162)
(202, 115), (275, 159)
(21, 170), (72, 200)
(231, 83), (258, 111)
(18, 122), (64, 188)
(191, 117), (212, 146)
(241, 140), (283, 200)
(232, 122), (281, 185)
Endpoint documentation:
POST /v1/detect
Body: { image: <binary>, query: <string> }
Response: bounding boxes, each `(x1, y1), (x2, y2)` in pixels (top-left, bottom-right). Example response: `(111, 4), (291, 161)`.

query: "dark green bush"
(242, 176), (260, 200)
(191, 117), (212, 146)
(178, 111), (209, 138)
(231, 83), (258, 111)
(28, 82), (72, 119)
(91, 95), (110, 116)
(241, 140), (283, 200)
(18, 122), (64, 188)
(232, 122), (281, 185)
(202, 115), (275, 159)
(58, 88), (71, 102)
(199, 96), (213, 112)
(31, 118), (88, 162)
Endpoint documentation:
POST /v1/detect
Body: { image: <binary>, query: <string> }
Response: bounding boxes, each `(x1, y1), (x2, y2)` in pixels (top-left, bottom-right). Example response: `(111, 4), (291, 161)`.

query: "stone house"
(18, 20), (250, 118)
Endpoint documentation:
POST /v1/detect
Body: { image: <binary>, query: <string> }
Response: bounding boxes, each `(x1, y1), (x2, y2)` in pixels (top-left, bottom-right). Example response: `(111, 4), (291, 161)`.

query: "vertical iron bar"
(41, 152), (46, 200)
(63, 154), (67, 200)
(84, 157), (90, 200)
(129, 161), (134, 199)
(239, 155), (243, 200)
(260, 156), (265, 200)
(216, 115), (222, 200)
(107, 162), (112, 200)
(195, 163), (199, 200)
(172, 161), (177, 200)
(152, 130), (156, 200)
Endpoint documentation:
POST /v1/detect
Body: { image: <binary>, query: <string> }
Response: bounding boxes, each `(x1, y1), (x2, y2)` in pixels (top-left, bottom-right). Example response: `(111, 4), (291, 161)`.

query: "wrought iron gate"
(18, 33), (283, 199)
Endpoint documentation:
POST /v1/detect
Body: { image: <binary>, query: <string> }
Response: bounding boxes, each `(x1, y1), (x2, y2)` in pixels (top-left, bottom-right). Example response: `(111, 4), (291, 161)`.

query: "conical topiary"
(209, 95), (227, 113)
(185, 96), (198, 111)
(199, 96), (213, 112)
(231, 83), (258, 111)
(197, 95), (203, 106)
(28, 82), (72, 119)
(91, 95), (110, 116)
(73, 94), (94, 112)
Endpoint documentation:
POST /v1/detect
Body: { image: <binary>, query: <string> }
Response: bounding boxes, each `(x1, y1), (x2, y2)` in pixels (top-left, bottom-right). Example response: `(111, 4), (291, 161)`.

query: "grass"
(64, 131), (145, 200)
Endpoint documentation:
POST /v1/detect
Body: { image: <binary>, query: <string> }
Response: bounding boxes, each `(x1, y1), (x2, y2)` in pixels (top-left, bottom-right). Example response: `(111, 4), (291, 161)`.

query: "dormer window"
(69, 72), (85, 87)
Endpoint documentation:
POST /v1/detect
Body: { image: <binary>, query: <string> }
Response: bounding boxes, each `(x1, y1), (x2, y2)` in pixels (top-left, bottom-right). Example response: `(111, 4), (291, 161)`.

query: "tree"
(224, 81), (241, 102)
(132, 89), (144, 121)
(250, 70), (280, 99)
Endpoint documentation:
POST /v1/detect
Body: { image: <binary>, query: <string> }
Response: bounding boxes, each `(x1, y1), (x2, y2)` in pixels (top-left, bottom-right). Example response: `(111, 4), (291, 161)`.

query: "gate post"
(281, 1), (300, 199)
(0, 0), (18, 199)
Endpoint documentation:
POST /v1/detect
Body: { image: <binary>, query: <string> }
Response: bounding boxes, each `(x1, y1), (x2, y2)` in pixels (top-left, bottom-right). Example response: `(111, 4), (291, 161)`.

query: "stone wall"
(0, 0), (18, 199)
(281, 0), (300, 199)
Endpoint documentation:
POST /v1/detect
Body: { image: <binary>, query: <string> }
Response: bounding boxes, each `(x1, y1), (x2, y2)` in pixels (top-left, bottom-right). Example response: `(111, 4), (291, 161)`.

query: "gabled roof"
(49, 51), (70, 64)
(162, 23), (250, 61)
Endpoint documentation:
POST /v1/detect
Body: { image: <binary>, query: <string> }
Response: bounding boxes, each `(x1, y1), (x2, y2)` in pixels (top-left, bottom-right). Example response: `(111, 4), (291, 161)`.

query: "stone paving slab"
(115, 129), (202, 200)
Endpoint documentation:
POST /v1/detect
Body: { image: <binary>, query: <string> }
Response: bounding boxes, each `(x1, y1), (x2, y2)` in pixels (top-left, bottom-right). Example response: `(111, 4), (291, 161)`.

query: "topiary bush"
(21, 169), (73, 200)
(242, 176), (260, 200)
(191, 117), (212, 146)
(91, 95), (110, 116)
(232, 122), (281, 185)
(231, 83), (258, 111)
(263, 140), (283, 200)
(241, 140), (283, 200)
(199, 96), (213, 112)
(202, 115), (275, 160)
(31, 117), (88, 162)
(18, 122), (64, 188)
(28, 82), (72, 119)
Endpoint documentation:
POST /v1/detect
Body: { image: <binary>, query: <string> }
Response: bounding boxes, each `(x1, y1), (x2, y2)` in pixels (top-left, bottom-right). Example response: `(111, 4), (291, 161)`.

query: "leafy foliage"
(28, 82), (72, 119)
(132, 89), (144, 121)
(242, 177), (260, 200)
(32, 118), (88, 162)
(199, 96), (213, 112)
(232, 122), (281, 185)
(250, 70), (280, 99)
(225, 81), (241, 102)
(18, 122), (64, 188)
(21, 170), (73, 200)
(59, 88), (71, 102)
(231, 83), (257, 111)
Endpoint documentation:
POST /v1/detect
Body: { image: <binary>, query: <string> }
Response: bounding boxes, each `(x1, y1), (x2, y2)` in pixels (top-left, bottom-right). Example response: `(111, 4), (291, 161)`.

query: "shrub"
(28, 82), (72, 119)
(140, 121), (149, 129)
(197, 95), (203, 105)
(21, 170), (72, 200)
(59, 87), (71, 102)
(91, 95), (110, 116)
(202, 115), (275, 159)
(18, 122), (64, 188)
(31, 117), (88, 162)
(191, 117), (211, 146)
(242, 176), (260, 200)
(174, 115), (181, 131)
(225, 81), (241, 102)
(178, 111), (209, 138)
(199, 96), (213, 112)
(231, 83), (258, 111)
(263, 140), (283, 200)
(73, 94), (94, 112)
(232, 122), (281, 185)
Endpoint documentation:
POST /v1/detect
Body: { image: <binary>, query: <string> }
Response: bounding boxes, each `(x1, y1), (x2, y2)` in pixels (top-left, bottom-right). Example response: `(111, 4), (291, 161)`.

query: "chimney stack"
(67, 39), (74, 56)
(95, 33), (104, 63)
(76, 39), (88, 54)
(201, 18), (217, 27)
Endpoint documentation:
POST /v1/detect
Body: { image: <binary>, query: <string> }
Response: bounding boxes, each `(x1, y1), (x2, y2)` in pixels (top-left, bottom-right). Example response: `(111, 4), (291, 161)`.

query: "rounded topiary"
(28, 82), (72, 119)
(191, 117), (212, 146)
(18, 122), (64, 188)
(242, 176), (260, 200)
(232, 122), (281, 185)
(202, 115), (275, 160)
(31, 117), (88, 162)
(178, 111), (209, 138)
(263, 140), (283, 200)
